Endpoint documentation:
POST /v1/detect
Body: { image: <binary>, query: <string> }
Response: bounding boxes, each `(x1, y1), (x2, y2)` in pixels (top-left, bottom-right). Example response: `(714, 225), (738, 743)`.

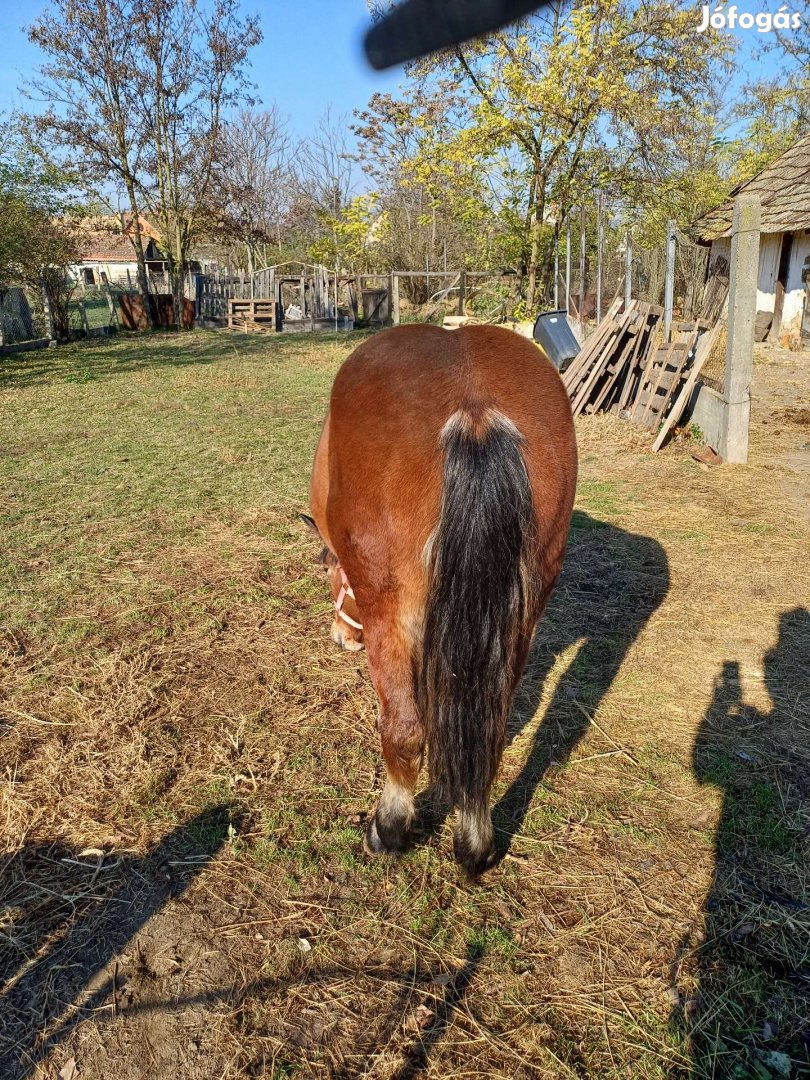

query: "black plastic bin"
(532, 310), (580, 372)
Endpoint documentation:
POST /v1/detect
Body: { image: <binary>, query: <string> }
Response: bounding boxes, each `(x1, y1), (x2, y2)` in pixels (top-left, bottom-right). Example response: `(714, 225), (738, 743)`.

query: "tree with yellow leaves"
(360, 0), (732, 309)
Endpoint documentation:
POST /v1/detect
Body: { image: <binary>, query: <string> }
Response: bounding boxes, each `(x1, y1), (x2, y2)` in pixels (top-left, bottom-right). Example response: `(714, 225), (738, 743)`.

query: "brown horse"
(304, 323), (577, 876)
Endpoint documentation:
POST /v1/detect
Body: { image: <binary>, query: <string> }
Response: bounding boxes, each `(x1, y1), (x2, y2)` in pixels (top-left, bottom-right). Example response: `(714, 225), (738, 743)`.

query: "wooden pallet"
(228, 298), (278, 331)
(228, 313), (276, 335)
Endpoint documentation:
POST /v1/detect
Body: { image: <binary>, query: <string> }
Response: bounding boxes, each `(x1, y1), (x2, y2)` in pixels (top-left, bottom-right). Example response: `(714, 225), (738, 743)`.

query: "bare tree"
(213, 106), (292, 275)
(293, 110), (357, 268)
(27, 0), (154, 324)
(27, 0), (261, 330)
(133, 0), (262, 326)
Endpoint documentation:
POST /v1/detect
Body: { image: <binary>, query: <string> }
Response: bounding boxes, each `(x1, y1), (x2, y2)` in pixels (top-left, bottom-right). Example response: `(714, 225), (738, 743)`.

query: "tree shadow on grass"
(73, 949), (483, 1079)
(671, 607), (810, 1079)
(0, 330), (371, 389)
(0, 806), (235, 1079)
(493, 509), (670, 856)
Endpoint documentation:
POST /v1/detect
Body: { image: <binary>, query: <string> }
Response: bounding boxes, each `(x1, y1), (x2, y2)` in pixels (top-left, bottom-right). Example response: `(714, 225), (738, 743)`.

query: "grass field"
(1, 330), (808, 1080)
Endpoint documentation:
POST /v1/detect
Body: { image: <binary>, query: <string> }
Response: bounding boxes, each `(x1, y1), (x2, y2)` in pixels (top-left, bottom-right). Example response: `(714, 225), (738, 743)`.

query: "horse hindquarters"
(419, 407), (537, 877)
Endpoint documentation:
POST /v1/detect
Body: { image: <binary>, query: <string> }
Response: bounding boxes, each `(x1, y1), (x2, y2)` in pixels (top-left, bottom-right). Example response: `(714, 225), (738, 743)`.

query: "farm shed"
(70, 214), (168, 286)
(696, 134), (810, 341)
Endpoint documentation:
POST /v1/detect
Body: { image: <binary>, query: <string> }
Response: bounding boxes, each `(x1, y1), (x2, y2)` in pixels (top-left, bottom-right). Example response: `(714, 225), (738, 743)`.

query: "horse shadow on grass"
(670, 607), (810, 1079)
(413, 510), (670, 855)
(0, 806), (235, 1079)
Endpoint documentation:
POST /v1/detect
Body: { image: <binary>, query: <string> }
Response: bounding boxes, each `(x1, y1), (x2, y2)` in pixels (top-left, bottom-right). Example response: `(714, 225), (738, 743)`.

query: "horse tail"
(419, 407), (536, 876)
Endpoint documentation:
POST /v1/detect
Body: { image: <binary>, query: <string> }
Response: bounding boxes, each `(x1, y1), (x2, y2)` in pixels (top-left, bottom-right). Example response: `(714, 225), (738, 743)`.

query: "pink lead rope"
(335, 566), (363, 630)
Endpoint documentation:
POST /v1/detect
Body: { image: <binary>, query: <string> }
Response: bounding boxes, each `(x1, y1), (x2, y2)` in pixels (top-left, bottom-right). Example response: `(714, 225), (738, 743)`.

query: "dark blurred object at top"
(364, 0), (549, 70)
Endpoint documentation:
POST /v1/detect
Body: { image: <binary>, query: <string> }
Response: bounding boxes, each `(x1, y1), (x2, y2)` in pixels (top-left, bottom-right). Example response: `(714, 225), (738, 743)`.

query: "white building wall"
(783, 230), (810, 331)
(756, 233), (781, 313)
(709, 230), (809, 332)
(70, 261), (140, 284)
(709, 237), (731, 265)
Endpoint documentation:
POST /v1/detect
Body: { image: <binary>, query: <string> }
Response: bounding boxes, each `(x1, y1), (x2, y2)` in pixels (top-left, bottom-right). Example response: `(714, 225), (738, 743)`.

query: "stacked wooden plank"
(561, 299), (723, 446)
(228, 313), (276, 334)
(651, 321), (724, 451)
(562, 300), (663, 419)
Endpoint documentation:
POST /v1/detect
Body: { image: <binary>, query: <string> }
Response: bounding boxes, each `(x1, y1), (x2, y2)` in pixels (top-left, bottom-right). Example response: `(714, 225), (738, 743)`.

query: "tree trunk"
(525, 182), (546, 315)
(125, 179), (154, 328)
(170, 262), (184, 332)
(174, 218), (185, 330)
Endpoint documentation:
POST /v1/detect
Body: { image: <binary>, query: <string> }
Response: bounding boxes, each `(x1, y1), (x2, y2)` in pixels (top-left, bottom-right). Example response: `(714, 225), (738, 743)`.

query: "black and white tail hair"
(419, 407), (536, 877)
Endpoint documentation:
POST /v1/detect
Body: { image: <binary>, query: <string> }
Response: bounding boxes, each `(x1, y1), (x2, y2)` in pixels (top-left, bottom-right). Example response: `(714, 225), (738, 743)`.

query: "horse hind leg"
(365, 731), (423, 855)
(454, 797), (498, 878)
(360, 596), (427, 855)
(453, 628), (535, 877)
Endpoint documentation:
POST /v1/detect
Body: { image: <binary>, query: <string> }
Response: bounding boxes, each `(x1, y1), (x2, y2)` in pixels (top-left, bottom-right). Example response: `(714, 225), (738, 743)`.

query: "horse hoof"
(453, 836), (498, 879)
(363, 816), (387, 856)
(363, 813), (408, 856)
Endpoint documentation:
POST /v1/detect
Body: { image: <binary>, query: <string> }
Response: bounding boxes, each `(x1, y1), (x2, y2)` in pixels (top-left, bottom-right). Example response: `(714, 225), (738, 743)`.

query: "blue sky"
(0, 0), (793, 153)
(0, 0), (403, 133)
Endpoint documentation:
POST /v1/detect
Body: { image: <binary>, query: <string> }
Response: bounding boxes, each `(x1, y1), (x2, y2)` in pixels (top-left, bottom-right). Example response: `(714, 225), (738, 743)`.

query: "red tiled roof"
(76, 215), (163, 262)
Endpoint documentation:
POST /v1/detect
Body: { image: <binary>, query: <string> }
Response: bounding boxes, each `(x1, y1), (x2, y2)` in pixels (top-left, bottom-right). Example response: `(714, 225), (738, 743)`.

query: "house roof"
(695, 134), (810, 241)
(76, 214), (163, 263)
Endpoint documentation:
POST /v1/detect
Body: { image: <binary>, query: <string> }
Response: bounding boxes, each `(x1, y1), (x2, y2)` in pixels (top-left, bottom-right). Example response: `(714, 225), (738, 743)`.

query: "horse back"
(312, 324), (577, 613)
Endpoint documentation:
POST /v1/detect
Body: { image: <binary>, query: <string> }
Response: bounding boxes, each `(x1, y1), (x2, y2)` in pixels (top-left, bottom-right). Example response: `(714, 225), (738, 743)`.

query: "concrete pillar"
(663, 221), (675, 341)
(596, 194), (603, 323)
(565, 216), (571, 316)
(391, 273), (400, 325)
(579, 205), (586, 323)
(624, 230), (632, 309)
(41, 278), (55, 341)
(720, 194), (761, 464)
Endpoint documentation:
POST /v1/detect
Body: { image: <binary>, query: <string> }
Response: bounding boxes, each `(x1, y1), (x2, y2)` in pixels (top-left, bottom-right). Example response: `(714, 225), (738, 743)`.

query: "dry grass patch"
(1, 333), (807, 1079)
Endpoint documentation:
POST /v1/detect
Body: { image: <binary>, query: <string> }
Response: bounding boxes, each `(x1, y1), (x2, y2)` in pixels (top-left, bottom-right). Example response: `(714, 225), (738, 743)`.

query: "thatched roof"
(695, 134), (810, 241)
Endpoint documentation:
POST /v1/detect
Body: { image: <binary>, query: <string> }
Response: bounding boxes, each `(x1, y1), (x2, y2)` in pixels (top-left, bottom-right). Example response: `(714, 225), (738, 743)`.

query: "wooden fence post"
(457, 269), (466, 316)
(103, 277), (120, 329)
(351, 277), (360, 322)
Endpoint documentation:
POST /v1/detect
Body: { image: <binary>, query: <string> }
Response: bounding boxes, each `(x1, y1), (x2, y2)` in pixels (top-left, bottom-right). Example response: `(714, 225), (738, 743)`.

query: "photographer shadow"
(672, 607), (810, 1078)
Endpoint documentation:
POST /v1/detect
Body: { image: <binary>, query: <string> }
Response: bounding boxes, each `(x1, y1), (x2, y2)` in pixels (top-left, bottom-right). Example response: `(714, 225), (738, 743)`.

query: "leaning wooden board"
(651, 320), (725, 451)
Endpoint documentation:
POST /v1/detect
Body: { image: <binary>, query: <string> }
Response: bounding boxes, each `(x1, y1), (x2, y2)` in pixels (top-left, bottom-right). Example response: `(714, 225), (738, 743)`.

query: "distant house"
(71, 215), (168, 287)
(695, 135), (810, 340)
